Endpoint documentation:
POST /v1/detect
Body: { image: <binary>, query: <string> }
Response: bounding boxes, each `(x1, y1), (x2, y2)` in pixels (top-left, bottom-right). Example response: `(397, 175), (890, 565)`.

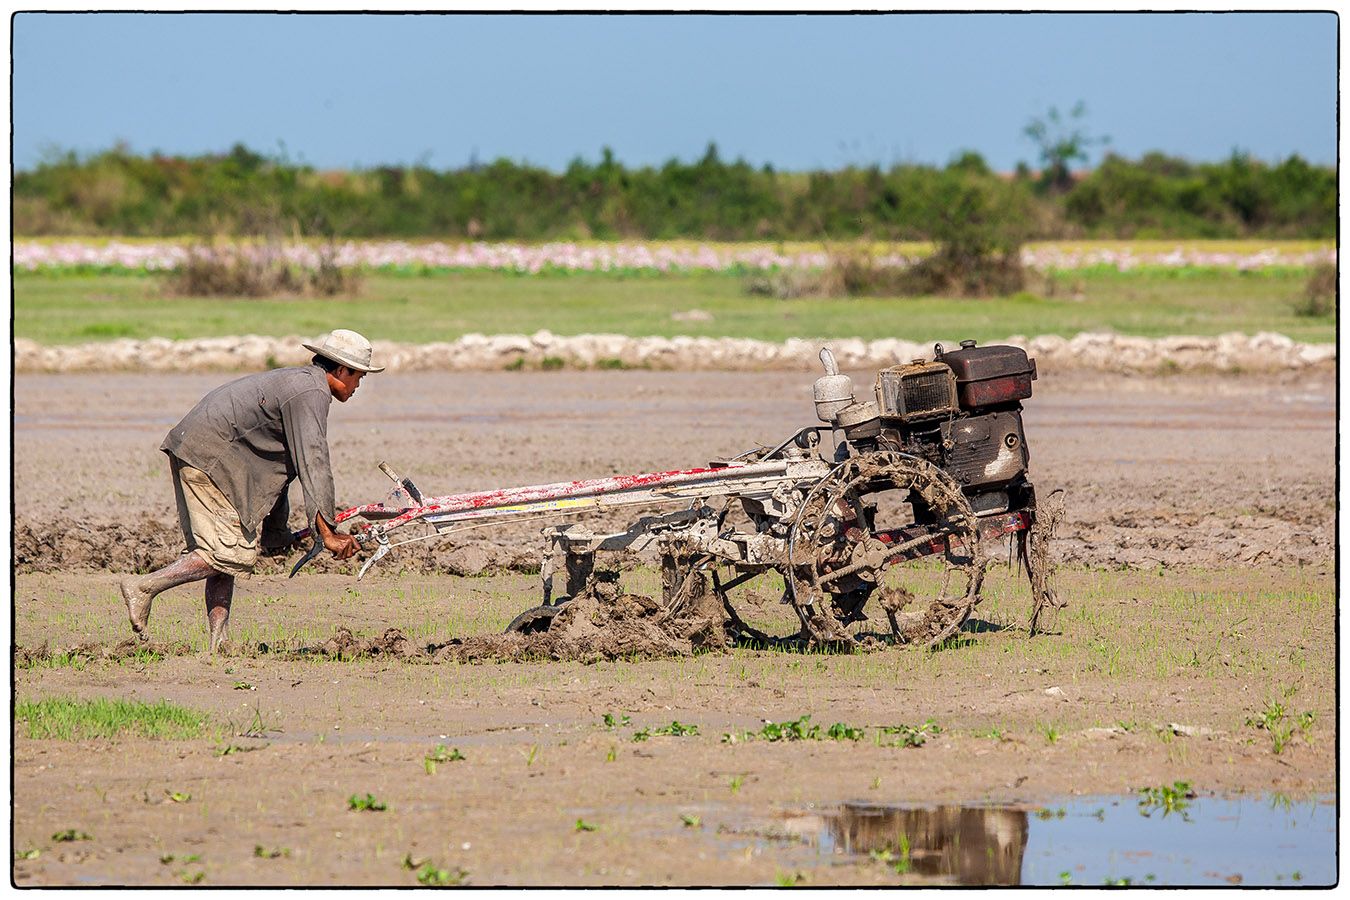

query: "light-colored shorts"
(170, 457), (258, 577)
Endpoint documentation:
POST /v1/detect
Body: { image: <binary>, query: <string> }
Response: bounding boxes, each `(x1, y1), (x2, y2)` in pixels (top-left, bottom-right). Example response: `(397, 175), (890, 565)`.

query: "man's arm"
(280, 389), (356, 559)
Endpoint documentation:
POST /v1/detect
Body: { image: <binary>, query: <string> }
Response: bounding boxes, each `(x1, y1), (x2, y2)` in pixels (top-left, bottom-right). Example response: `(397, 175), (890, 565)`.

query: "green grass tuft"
(17, 696), (210, 740)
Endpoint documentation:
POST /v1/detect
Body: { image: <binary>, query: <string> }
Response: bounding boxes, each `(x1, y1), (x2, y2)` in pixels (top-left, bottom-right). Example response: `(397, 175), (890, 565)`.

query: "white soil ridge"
(14, 331), (1334, 374)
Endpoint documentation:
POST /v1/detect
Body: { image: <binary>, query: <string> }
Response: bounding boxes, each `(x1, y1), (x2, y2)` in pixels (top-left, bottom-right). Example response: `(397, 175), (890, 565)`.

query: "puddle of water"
(775, 795), (1335, 886)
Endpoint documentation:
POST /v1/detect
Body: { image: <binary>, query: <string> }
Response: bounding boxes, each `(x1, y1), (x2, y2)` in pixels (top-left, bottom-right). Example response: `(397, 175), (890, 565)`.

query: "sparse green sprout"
(1039, 723), (1061, 745)
(605, 745), (616, 763)
(51, 829), (91, 842)
(601, 713), (631, 730)
(631, 729), (650, 743)
(416, 862), (467, 886)
(1034, 807), (1067, 820)
(775, 871), (806, 886)
(1247, 699), (1303, 754)
(892, 834), (912, 874)
(757, 715), (820, 742)
(253, 845), (289, 859)
(1137, 781), (1195, 819)
(423, 744), (466, 775)
(826, 722), (865, 741)
(14, 849), (40, 860)
(1059, 871), (1073, 885)
(523, 745), (539, 767)
(680, 814), (702, 828)
(233, 681), (255, 691)
(178, 870), (205, 884)
(574, 818), (597, 833)
(652, 721), (699, 737)
(240, 700), (274, 738)
(167, 791), (191, 803)
(880, 720), (942, 748)
(728, 774), (745, 795)
(348, 793), (388, 812)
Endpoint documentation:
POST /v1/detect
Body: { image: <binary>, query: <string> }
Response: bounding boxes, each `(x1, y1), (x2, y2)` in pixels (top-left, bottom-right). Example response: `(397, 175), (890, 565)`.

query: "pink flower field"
(12, 239), (1334, 275)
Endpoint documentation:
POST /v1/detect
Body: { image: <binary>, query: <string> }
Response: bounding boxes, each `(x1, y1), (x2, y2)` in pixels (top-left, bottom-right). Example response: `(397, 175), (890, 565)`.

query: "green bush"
(164, 240), (361, 298)
(1292, 262), (1337, 317)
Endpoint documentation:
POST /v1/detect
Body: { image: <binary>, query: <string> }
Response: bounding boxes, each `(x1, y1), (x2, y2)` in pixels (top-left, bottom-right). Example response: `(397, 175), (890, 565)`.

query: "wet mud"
(15, 518), (540, 578)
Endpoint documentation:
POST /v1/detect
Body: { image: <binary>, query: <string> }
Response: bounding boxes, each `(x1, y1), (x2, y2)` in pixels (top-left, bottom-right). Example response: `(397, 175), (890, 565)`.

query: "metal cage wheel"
(785, 451), (986, 649)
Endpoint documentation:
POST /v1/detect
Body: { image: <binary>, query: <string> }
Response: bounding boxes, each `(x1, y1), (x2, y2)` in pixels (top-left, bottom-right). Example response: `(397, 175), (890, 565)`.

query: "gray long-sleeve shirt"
(161, 364), (337, 535)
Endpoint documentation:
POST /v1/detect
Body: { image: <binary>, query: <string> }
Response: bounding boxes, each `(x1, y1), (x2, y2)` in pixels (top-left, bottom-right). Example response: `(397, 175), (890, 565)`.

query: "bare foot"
(120, 577), (152, 640)
(209, 618), (230, 654)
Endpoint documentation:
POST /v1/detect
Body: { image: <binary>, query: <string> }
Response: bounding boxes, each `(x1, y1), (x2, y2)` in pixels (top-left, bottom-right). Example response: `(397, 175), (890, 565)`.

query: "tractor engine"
(815, 340), (1038, 516)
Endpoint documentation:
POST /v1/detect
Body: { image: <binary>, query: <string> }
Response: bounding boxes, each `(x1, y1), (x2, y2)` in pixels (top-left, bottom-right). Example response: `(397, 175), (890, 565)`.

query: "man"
(120, 329), (384, 653)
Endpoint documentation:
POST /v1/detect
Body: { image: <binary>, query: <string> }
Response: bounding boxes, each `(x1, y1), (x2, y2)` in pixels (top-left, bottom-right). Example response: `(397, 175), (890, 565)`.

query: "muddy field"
(12, 369), (1337, 885)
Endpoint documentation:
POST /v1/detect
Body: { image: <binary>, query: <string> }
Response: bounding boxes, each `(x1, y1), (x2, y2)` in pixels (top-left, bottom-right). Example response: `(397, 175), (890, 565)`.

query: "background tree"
(1023, 101), (1110, 193)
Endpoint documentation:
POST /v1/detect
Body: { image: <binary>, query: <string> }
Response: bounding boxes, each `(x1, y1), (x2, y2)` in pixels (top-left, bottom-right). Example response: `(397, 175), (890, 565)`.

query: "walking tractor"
(295, 341), (1065, 650)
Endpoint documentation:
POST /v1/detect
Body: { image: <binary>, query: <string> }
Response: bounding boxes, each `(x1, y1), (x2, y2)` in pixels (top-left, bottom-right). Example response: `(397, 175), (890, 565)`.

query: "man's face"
(329, 365), (365, 402)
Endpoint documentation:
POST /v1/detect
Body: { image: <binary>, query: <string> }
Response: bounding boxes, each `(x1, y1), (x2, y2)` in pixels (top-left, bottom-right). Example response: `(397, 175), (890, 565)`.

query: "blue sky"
(12, 12), (1338, 173)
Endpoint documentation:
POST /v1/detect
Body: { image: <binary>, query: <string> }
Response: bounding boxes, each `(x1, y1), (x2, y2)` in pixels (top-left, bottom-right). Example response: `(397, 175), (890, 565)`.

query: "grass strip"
(16, 696), (211, 741)
(12, 268), (1337, 345)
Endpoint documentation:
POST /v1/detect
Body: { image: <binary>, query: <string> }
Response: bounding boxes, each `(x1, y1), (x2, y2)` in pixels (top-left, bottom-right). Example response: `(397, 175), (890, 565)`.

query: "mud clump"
(16, 516), (185, 576)
(15, 517), (539, 577)
(436, 578), (729, 664)
(17, 638), (192, 666)
(303, 627), (422, 660)
(218, 578), (730, 664)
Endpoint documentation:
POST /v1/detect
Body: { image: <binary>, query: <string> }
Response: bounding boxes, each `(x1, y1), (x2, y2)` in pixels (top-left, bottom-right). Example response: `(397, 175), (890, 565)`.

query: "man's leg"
(120, 550), (218, 638)
(205, 573), (234, 654)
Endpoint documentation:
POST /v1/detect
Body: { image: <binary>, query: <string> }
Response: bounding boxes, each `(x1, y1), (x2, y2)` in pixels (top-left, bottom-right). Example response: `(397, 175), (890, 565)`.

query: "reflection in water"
(774, 795), (1335, 886)
(791, 803), (1029, 886)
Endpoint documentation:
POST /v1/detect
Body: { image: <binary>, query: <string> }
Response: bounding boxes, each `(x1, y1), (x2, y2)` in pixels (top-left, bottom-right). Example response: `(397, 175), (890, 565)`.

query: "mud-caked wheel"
(785, 451), (987, 649)
(1023, 487), (1067, 635)
(505, 603), (565, 635)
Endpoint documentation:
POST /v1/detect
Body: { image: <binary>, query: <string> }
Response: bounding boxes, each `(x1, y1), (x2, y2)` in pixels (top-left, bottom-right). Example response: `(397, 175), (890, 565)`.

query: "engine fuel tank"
(937, 341), (1037, 409)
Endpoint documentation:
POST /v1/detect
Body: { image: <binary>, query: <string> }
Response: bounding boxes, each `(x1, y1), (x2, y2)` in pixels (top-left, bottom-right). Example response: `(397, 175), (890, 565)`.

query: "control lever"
(378, 460), (425, 505)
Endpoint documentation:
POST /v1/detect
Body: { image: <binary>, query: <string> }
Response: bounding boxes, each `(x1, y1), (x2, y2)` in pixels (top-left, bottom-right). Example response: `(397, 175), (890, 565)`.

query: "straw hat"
(302, 329), (385, 373)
